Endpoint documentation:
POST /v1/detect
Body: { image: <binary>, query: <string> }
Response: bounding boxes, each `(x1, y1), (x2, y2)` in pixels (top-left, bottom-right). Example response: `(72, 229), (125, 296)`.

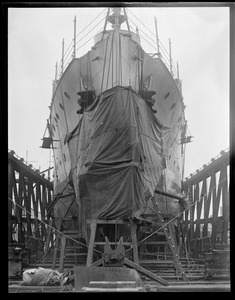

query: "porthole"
(64, 91), (70, 100)
(56, 113), (60, 119)
(170, 103), (175, 110)
(59, 103), (64, 110)
(164, 91), (170, 99)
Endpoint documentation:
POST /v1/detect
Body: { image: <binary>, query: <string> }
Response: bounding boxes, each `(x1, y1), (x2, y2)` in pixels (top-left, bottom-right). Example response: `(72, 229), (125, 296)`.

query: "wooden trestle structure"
(8, 148), (230, 290)
(182, 149), (230, 257)
(8, 150), (53, 257)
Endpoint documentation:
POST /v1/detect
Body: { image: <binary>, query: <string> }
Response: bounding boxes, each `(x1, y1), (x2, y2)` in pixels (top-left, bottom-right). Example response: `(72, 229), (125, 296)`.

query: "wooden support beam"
(86, 220), (97, 267)
(52, 233), (61, 269)
(8, 163), (14, 243)
(210, 171), (217, 245)
(90, 258), (103, 267)
(124, 258), (169, 286)
(17, 172), (24, 243)
(22, 176), (32, 239)
(194, 182), (200, 238)
(44, 219), (54, 258)
(31, 181), (40, 240)
(189, 185), (194, 239)
(201, 178), (208, 237)
(130, 220), (139, 264)
(59, 235), (67, 273)
(222, 164), (229, 244)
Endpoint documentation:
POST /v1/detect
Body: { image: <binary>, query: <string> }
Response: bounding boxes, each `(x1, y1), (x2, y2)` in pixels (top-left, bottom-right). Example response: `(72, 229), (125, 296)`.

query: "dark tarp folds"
(68, 86), (181, 221)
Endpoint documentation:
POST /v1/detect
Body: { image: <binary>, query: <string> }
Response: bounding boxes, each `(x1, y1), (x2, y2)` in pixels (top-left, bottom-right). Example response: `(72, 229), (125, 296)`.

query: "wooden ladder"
(152, 199), (188, 282)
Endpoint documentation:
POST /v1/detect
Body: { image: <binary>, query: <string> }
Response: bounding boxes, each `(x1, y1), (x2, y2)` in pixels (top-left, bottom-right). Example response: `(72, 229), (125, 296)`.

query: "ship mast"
(73, 16), (76, 58)
(103, 8), (130, 33)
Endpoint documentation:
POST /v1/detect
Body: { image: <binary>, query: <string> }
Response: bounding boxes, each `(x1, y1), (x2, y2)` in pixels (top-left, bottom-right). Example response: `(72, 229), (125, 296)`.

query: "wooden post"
(222, 164), (229, 244)
(212, 168), (224, 244)
(203, 177), (211, 238)
(22, 176), (32, 240)
(210, 171), (216, 245)
(52, 234), (60, 269)
(43, 219), (53, 262)
(59, 235), (67, 273)
(189, 184), (194, 240)
(130, 220), (139, 264)
(194, 182), (200, 239)
(18, 172), (24, 243)
(86, 220), (97, 266)
(8, 163), (13, 243)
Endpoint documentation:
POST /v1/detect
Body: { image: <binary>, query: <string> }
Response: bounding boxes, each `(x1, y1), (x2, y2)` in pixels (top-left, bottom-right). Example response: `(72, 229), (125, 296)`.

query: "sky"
(8, 4), (230, 179)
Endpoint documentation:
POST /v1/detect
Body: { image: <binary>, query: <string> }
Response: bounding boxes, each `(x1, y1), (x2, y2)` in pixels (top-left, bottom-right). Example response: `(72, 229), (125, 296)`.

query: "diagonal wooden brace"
(124, 258), (169, 286)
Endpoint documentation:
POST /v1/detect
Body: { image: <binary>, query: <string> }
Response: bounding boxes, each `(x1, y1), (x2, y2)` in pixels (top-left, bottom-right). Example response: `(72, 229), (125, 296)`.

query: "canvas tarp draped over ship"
(67, 86), (177, 222)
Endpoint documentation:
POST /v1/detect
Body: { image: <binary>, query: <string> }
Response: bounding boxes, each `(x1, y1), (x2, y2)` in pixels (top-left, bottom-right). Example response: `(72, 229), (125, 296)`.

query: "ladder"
(152, 199), (188, 282)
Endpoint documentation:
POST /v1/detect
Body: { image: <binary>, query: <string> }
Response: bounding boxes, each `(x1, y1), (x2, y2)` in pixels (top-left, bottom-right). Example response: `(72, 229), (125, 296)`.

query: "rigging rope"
(125, 174), (229, 253)
(8, 196), (102, 254)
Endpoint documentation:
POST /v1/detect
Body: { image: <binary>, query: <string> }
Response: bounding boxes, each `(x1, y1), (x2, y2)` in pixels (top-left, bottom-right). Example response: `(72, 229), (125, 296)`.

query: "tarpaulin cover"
(68, 86), (179, 221)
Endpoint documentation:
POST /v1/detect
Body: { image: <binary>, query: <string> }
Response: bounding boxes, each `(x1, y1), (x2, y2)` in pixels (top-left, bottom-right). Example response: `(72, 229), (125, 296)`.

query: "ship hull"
(49, 27), (186, 233)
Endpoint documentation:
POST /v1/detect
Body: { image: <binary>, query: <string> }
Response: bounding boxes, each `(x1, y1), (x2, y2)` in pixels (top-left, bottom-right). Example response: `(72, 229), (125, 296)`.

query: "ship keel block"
(73, 266), (146, 292)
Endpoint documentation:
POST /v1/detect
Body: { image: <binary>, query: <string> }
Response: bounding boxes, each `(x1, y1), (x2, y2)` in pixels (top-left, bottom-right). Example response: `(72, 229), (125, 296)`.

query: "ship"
(43, 7), (191, 245)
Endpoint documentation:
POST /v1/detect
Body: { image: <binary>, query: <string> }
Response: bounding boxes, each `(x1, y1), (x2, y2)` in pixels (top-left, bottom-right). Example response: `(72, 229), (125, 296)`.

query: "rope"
(56, 9), (107, 73)
(8, 196), (102, 254)
(126, 8), (178, 77)
(75, 8), (107, 40)
(75, 15), (107, 52)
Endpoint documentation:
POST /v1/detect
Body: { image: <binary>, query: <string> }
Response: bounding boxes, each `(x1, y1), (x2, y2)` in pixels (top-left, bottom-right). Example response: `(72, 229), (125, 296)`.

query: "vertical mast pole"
(169, 38), (173, 75)
(177, 61), (180, 79)
(73, 16), (76, 59)
(102, 8), (110, 41)
(61, 38), (64, 74)
(123, 8), (131, 35)
(154, 17), (161, 58)
(55, 62), (58, 81)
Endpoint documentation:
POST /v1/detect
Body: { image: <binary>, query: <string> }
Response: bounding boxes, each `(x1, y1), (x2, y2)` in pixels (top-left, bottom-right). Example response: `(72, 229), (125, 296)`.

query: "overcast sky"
(8, 4), (229, 178)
